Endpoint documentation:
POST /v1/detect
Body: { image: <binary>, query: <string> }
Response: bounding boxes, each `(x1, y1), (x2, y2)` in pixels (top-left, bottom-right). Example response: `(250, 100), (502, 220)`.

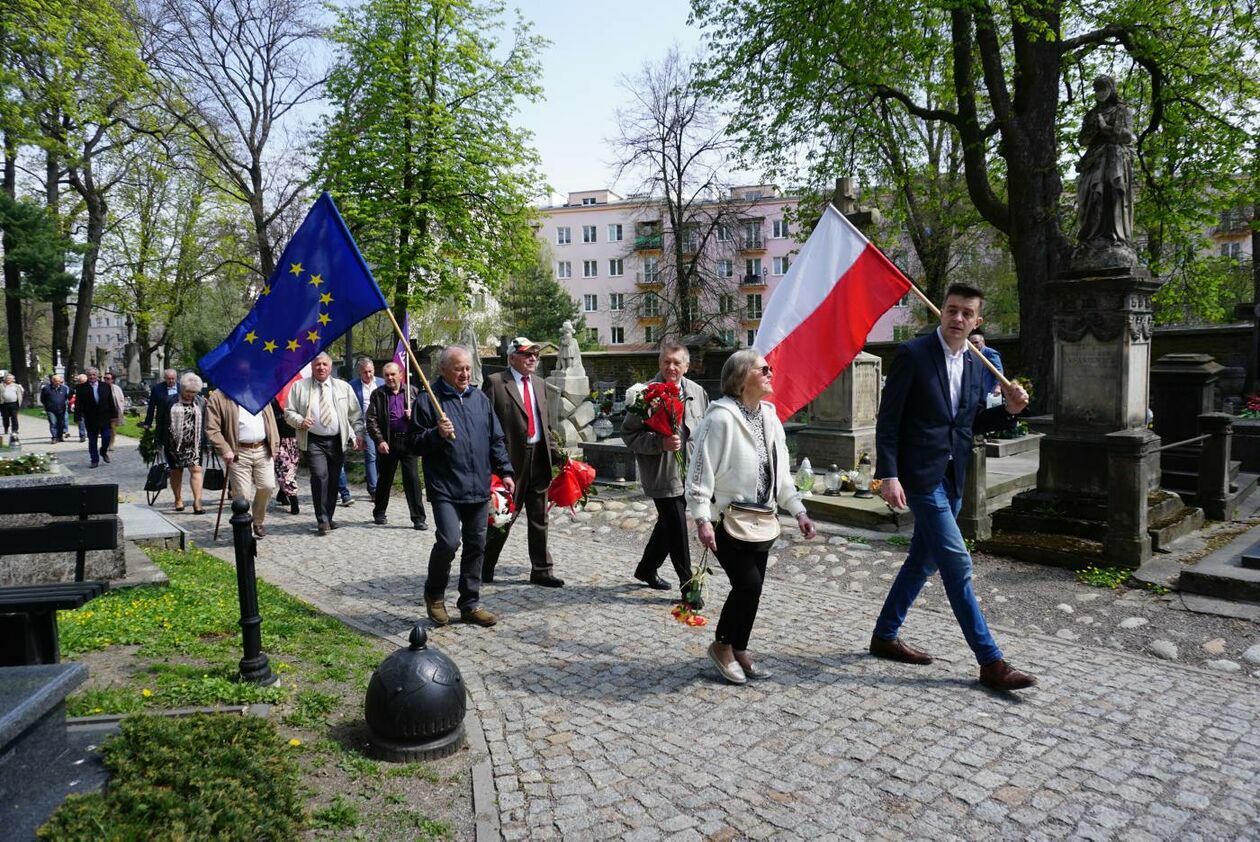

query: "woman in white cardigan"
(687, 349), (816, 685)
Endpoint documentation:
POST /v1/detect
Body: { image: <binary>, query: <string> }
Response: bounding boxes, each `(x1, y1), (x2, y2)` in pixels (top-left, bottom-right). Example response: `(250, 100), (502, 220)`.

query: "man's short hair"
(659, 341), (690, 365)
(945, 283), (985, 303)
(968, 326), (986, 337)
(438, 345), (470, 370)
(355, 356), (374, 373)
(382, 361), (402, 374)
(313, 352), (333, 365)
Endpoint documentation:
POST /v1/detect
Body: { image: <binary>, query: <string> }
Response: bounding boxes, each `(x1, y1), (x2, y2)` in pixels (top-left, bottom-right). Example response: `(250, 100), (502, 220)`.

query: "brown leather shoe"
(252, 524), (267, 539)
(425, 597), (450, 627)
(869, 634), (933, 665)
(460, 606), (498, 627)
(979, 659), (1038, 691)
(316, 522), (329, 536)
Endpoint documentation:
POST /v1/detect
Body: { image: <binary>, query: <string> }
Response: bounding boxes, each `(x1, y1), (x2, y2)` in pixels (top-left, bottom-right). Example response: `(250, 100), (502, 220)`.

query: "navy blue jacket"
(875, 330), (1015, 497)
(406, 377), (512, 504)
(144, 381), (178, 427)
(40, 382), (70, 414)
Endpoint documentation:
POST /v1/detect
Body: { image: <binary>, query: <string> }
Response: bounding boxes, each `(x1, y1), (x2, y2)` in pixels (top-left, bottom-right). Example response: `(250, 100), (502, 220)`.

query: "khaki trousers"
(229, 445), (276, 525)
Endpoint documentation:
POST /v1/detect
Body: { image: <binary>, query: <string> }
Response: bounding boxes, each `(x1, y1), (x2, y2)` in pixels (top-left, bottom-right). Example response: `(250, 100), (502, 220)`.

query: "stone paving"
(70, 436), (1260, 839)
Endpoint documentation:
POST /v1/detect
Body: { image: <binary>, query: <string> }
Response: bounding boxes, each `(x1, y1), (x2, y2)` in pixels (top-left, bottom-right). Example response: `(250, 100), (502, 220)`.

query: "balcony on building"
(740, 273), (767, 288)
(738, 231), (765, 252)
(635, 223), (662, 251)
(635, 270), (662, 287)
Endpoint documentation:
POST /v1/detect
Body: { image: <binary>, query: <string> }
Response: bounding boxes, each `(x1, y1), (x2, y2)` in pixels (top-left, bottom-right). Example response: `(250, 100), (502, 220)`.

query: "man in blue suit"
(350, 357), (385, 498)
(871, 284), (1038, 692)
(142, 369), (179, 428)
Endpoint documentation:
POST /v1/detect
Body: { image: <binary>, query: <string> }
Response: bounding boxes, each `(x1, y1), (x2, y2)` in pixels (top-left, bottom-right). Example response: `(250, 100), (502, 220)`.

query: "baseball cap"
(509, 337), (543, 354)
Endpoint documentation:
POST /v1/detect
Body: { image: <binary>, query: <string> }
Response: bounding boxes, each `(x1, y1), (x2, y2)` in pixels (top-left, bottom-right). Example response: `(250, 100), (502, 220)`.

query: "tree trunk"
(45, 148), (69, 370)
(69, 178), (106, 374)
(3, 133), (27, 388)
(249, 182), (274, 279)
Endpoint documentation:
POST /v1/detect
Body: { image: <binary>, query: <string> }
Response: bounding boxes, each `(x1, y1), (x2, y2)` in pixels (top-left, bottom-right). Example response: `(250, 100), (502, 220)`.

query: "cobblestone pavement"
(82, 437), (1260, 839)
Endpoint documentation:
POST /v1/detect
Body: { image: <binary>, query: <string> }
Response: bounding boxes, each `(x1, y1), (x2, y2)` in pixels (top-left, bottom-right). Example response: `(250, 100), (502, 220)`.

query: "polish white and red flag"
(754, 204), (913, 422)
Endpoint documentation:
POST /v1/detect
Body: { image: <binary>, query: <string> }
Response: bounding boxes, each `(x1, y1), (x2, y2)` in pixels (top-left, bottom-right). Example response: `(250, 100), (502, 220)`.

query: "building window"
(583, 294), (598, 312)
(583, 260), (598, 278)
(772, 256), (789, 275)
(717, 259), (733, 279)
(609, 258), (624, 277)
(742, 221), (762, 248)
(893, 324), (915, 341)
(772, 219), (789, 239)
(611, 326), (625, 344)
(557, 261), (572, 279)
(641, 294), (661, 317)
(644, 325), (658, 344)
(609, 293), (624, 311)
(582, 197), (597, 205)
(718, 293), (736, 315)
(895, 293), (910, 307)
(642, 257), (658, 282)
(746, 329), (756, 346)
(685, 296), (699, 323)
(583, 225), (597, 243)
(744, 258), (762, 282)
(746, 294), (763, 319)
(717, 224), (731, 242)
(556, 226), (571, 245)
(719, 328), (736, 346)
(586, 327), (599, 343)
(608, 223), (623, 242)
(1220, 241), (1243, 260)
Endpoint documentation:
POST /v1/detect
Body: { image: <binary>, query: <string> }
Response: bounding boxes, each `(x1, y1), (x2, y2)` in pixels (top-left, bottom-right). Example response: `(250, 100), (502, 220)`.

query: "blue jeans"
(426, 499), (488, 612)
(46, 411), (67, 440)
(338, 466), (350, 501)
(873, 480), (1003, 666)
(362, 435), (378, 493)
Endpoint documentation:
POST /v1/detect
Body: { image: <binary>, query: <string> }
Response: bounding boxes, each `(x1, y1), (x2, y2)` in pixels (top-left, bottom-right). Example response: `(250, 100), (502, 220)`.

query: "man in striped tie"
(284, 352), (365, 535)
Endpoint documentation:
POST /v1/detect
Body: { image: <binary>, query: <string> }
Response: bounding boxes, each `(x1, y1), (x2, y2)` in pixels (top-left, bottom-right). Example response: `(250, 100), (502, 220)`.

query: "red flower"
(546, 457), (597, 512)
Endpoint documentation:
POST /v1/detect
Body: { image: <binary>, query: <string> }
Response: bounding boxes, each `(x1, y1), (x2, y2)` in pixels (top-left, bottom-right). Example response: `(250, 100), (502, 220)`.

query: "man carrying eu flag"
(284, 353), (365, 535)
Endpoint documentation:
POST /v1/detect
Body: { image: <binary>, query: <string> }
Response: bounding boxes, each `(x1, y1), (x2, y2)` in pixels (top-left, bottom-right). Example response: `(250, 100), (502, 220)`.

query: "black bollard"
(230, 497), (277, 686)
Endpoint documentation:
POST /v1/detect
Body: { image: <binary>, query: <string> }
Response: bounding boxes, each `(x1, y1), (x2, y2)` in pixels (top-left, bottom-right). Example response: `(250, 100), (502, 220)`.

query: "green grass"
(310, 795), (360, 830)
(60, 547), (379, 716)
(38, 713), (304, 840)
(20, 406), (145, 440)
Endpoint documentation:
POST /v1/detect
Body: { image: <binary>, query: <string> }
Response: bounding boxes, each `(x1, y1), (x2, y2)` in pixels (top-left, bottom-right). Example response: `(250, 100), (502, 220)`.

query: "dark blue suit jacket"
(351, 376), (385, 415)
(144, 381), (178, 427)
(875, 331), (1015, 497)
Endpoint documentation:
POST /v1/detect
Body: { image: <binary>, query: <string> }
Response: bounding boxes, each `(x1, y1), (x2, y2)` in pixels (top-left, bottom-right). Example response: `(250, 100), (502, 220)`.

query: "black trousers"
(714, 522), (769, 651)
(483, 442), (553, 577)
(306, 433), (344, 526)
(426, 500), (487, 611)
(636, 495), (692, 595)
(1, 403), (18, 434)
(374, 433), (425, 523)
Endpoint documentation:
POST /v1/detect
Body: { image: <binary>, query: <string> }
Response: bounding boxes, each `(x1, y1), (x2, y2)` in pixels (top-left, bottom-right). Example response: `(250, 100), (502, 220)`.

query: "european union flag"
(199, 192), (388, 413)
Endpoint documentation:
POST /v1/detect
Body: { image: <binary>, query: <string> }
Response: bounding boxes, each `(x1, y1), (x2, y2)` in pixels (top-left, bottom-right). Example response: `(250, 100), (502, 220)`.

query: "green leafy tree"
(500, 248), (585, 347)
(0, 191), (77, 378)
(317, 0), (547, 325)
(693, 0), (1259, 403)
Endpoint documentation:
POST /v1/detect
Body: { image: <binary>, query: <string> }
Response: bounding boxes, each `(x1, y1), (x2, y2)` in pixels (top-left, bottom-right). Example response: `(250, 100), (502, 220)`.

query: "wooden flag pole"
(905, 282), (1012, 388)
(382, 307), (454, 437)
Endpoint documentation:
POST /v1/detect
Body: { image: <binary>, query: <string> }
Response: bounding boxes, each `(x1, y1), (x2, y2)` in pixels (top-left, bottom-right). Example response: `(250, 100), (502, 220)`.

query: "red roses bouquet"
(546, 457), (597, 514)
(488, 473), (515, 530)
(628, 381), (688, 475)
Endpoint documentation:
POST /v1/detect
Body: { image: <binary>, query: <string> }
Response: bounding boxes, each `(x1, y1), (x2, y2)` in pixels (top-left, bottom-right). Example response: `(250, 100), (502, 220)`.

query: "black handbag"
(201, 450), (226, 491)
(144, 457), (169, 505)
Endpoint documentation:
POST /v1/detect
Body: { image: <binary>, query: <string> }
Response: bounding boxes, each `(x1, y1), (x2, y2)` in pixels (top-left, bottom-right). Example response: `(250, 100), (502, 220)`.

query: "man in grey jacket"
(621, 341), (709, 608)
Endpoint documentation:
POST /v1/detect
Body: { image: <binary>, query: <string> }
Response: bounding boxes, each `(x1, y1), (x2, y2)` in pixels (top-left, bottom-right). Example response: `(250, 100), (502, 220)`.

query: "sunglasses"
(516, 351), (540, 359)
(759, 365), (773, 376)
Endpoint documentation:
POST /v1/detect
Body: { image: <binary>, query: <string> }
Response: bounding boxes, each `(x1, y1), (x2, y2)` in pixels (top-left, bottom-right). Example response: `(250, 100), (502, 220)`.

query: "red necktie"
(521, 375), (536, 439)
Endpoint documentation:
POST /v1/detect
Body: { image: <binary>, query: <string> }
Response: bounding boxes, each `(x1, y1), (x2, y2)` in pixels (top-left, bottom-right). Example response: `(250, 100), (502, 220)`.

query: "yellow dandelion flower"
(288, 738), (302, 747)
(141, 688), (153, 697)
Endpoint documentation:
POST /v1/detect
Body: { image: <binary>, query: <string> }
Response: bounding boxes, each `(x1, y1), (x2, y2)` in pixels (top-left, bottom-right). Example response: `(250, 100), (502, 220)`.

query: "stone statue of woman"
(1073, 74), (1136, 267)
(556, 320), (585, 378)
(458, 320), (482, 386)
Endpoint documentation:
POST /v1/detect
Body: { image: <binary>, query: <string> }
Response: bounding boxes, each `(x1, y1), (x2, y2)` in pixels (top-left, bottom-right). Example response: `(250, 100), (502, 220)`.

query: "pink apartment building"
(537, 186), (916, 350)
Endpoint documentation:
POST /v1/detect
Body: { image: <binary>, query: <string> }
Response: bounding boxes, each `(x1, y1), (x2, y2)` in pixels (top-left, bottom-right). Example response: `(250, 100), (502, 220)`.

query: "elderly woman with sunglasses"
(687, 349), (816, 685)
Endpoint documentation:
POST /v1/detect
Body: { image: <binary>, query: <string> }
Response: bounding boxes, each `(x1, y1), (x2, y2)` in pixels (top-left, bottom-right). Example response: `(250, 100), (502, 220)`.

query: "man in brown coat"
(206, 389), (279, 539)
(480, 337), (563, 587)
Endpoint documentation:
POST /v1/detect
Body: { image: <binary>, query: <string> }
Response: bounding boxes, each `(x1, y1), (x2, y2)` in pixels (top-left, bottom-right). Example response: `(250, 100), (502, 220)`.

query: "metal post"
(1197, 412), (1235, 521)
(230, 497), (276, 685)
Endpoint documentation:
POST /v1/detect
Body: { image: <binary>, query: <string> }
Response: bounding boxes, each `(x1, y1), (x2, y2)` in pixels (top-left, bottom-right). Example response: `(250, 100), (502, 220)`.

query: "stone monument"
(796, 351), (881, 470)
(546, 323), (595, 447)
(458, 321), (482, 386)
(124, 342), (142, 385)
(986, 81), (1202, 568)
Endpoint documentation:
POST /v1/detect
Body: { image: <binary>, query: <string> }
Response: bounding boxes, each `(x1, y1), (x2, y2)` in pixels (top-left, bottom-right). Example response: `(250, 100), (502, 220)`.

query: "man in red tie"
(481, 337), (564, 587)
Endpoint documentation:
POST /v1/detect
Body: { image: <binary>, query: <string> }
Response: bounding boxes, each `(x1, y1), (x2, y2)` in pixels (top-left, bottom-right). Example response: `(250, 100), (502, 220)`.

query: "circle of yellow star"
(263, 340), (278, 353)
(308, 273), (324, 288)
(306, 330), (321, 344)
(260, 284), (271, 296)
(289, 262), (303, 277)
(318, 312), (331, 326)
(286, 339), (300, 352)
(319, 292), (333, 305)
(244, 330), (258, 344)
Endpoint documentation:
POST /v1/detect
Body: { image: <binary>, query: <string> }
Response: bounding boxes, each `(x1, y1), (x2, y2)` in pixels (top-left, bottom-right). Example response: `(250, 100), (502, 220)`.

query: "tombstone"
(458, 322), (482, 387)
(545, 328), (591, 447)
(124, 342), (142, 385)
(796, 352), (881, 470)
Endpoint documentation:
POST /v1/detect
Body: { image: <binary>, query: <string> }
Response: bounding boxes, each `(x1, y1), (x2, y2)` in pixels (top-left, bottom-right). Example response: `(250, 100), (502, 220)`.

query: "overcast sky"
(511, 0), (706, 205)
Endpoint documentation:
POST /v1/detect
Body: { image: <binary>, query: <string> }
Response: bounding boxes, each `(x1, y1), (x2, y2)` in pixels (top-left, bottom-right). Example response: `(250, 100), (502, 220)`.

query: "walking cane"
(212, 481), (230, 541)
